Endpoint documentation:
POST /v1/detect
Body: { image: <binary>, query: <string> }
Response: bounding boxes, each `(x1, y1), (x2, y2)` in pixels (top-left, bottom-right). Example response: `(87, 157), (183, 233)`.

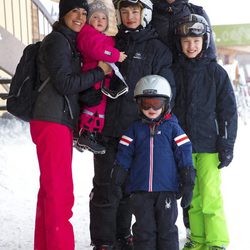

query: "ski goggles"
(175, 22), (206, 37)
(138, 97), (165, 111)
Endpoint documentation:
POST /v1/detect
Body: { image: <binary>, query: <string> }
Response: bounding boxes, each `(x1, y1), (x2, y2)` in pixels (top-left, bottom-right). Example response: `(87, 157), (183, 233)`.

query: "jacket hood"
(165, 113), (178, 123)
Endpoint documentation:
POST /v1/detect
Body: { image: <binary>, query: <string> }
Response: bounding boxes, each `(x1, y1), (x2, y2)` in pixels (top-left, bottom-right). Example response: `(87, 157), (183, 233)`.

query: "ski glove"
(179, 167), (196, 208)
(110, 163), (128, 199)
(218, 149), (233, 169)
(79, 87), (102, 107)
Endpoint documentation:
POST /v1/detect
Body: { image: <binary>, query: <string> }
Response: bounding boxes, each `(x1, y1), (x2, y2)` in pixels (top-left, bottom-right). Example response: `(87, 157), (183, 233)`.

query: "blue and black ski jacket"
(116, 114), (193, 193)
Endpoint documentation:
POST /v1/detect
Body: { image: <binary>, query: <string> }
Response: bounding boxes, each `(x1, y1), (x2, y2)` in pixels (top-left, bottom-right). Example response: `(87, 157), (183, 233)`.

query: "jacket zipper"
(223, 121), (228, 139)
(215, 118), (219, 135)
(64, 95), (73, 119)
(149, 125), (155, 192)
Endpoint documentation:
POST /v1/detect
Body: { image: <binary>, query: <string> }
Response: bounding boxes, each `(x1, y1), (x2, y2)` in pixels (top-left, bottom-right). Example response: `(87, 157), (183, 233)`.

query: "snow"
(0, 113), (249, 249)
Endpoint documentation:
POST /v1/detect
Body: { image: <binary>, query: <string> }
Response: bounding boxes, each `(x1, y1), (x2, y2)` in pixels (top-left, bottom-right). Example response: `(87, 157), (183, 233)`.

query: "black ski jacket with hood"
(102, 24), (175, 138)
(172, 51), (238, 153)
(152, 0), (216, 59)
(32, 22), (105, 129)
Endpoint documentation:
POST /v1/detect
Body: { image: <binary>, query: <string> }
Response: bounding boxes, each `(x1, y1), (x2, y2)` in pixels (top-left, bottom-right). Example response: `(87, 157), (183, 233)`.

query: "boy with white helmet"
(88, 0), (175, 249)
(173, 14), (238, 250)
(111, 75), (195, 250)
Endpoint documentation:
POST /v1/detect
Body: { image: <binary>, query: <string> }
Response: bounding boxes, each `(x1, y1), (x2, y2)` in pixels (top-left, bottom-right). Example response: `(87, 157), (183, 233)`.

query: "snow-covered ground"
(0, 113), (249, 249)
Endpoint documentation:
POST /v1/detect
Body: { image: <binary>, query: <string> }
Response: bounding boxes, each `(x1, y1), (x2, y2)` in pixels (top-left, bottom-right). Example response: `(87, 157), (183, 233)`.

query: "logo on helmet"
(143, 89), (157, 95)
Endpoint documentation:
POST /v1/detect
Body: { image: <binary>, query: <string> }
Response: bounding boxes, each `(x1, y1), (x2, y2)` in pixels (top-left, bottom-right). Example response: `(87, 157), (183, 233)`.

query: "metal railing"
(0, 79), (11, 111)
(1, 0), (55, 44)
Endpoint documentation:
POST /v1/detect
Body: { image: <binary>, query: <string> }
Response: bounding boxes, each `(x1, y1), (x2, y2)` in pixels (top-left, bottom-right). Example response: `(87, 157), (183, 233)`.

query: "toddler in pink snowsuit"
(76, 0), (127, 154)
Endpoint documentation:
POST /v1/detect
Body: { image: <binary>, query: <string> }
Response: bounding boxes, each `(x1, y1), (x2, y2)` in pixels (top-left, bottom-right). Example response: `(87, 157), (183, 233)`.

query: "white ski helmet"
(175, 14), (211, 50)
(115, 0), (153, 28)
(134, 75), (172, 119)
(134, 75), (172, 99)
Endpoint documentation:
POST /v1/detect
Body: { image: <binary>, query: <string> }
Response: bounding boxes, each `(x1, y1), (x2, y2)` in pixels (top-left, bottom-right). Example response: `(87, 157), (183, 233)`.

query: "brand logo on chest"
(133, 52), (144, 60)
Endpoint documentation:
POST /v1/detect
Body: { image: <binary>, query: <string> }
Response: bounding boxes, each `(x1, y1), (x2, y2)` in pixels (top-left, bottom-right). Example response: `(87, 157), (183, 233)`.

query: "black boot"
(114, 235), (133, 250)
(73, 130), (84, 152)
(77, 131), (106, 154)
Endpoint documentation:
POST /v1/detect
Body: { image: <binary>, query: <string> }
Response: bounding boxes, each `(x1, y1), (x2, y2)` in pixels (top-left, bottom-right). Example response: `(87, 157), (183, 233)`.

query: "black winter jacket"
(152, 0), (216, 59)
(172, 56), (238, 153)
(32, 22), (105, 129)
(102, 25), (175, 138)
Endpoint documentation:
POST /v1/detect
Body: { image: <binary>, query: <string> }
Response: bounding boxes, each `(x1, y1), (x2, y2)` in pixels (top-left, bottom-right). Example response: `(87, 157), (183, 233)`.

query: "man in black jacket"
(88, 0), (175, 249)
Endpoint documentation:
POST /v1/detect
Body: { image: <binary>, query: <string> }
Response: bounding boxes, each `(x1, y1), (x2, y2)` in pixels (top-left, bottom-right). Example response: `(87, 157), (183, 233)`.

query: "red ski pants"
(30, 120), (74, 250)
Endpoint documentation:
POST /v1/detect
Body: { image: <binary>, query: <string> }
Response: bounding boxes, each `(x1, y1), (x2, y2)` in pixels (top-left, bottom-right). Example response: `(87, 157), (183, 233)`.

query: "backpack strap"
(38, 76), (50, 92)
(37, 31), (77, 92)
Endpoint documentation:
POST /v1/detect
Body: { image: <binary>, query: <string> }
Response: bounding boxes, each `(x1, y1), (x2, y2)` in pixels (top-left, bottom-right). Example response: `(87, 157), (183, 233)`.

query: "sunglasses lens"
(140, 98), (165, 111)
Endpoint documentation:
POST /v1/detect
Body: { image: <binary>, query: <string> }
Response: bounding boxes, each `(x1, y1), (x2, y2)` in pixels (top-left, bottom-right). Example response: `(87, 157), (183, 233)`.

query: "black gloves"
(179, 167), (196, 208)
(218, 149), (233, 169)
(110, 163), (128, 199)
(79, 87), (102, 107)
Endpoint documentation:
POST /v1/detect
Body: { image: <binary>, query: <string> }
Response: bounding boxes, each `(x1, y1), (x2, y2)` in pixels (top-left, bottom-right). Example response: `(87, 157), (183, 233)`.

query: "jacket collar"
(52, 21), (78, 43)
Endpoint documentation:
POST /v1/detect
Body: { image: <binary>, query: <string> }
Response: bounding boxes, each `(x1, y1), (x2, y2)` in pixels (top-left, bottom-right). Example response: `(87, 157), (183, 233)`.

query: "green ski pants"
(189, 153), (229, 247)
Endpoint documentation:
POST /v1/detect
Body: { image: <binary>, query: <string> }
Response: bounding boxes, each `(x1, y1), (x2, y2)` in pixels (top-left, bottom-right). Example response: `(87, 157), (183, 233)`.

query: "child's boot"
(182, 240), (205, 250)
(77, 131), (106, 154)
(73, 131), (84, 152)
(209, 246), (226, 250)
(115, 234), (133, 250)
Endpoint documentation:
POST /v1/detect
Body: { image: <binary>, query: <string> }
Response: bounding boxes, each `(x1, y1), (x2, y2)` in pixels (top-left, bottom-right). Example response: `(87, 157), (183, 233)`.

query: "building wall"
(0, 0), (33, 45)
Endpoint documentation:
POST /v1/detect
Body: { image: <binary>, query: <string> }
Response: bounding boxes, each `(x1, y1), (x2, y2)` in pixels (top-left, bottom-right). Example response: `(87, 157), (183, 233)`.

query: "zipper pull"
(150, 124), (156, 136)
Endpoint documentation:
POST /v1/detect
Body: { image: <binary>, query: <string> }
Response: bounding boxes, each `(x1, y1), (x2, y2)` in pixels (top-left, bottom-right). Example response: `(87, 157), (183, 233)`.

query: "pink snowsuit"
(77, 24), (120, 133)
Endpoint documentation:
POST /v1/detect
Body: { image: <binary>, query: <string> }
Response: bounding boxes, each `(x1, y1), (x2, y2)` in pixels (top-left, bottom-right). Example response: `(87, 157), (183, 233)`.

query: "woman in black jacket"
(30, 0), (111, 249)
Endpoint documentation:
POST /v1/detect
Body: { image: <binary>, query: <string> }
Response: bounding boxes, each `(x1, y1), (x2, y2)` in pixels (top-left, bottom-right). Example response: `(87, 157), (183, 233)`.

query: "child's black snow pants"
(89, 136), (132, 247)
(130, 192), (179, 250)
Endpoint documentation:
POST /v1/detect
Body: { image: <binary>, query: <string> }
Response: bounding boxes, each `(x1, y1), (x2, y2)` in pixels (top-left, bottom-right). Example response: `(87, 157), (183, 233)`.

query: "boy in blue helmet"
(172, 14), (238, 250)
(111, 75), (195, 250)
